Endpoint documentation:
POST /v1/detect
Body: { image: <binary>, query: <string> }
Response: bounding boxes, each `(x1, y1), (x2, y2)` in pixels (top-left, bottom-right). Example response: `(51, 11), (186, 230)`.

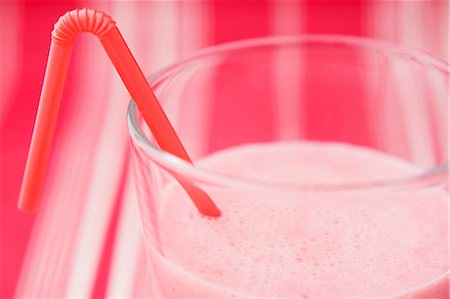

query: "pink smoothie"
(151, 142), (448, 298)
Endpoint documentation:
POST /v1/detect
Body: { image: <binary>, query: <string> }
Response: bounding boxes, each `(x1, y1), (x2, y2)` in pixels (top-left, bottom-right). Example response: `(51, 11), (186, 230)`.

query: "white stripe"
(389, 64), (435, 166)
(365, 1), (398, 42)
(178, 0), (212, 56)
(426, 65), (449, 163)
(443, 2), (450, 61)
(175, 1), (213, 158)
(105, 1), (180, 297)
(269, 1), (304, 140)
(57, 1), (130, 296)
(366, 1), (441, 166)
(64, 19), (131, 299)
(105, 169), (142, 298)
(397, 2), (438, 166)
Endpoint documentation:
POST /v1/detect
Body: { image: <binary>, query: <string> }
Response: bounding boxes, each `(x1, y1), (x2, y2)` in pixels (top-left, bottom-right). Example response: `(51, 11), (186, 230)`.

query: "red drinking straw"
(18, 8), (221, 217)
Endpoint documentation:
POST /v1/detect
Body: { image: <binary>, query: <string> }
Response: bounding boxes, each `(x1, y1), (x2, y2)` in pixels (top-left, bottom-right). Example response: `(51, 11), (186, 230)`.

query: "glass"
(127, 36), (448, 298)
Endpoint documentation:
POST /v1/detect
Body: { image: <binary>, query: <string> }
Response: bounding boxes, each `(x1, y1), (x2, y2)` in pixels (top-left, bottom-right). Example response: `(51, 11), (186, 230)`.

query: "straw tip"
(196, 195), (221, 217)
(201, 206), (222, 218)
(19, 208), (37, 214)
(18, 190), (38, 213)
(17, 202), (37, 213)
(181, 181), (221, 217)
(191, 190), (222, 217)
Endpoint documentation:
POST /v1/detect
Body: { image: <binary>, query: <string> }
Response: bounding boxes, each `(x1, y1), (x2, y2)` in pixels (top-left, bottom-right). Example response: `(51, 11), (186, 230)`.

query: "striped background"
(1, 1), (448, 297)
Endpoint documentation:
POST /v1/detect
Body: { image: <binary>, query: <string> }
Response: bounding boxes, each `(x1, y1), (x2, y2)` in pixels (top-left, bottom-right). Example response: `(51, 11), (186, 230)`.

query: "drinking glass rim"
(127, 34), (449, 192)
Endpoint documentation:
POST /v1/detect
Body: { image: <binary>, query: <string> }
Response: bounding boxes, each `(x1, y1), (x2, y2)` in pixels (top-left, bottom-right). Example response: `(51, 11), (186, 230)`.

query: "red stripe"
(212, 0), (270, 44)
(305, 0), (367, 36)
(303, 0), (373, 147)
(0, 2), (77, 297)
(207, 1), (274, 153)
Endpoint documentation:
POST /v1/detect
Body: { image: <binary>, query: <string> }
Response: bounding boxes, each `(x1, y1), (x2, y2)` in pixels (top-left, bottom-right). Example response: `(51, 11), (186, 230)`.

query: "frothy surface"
(158, 142), (448, 297)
